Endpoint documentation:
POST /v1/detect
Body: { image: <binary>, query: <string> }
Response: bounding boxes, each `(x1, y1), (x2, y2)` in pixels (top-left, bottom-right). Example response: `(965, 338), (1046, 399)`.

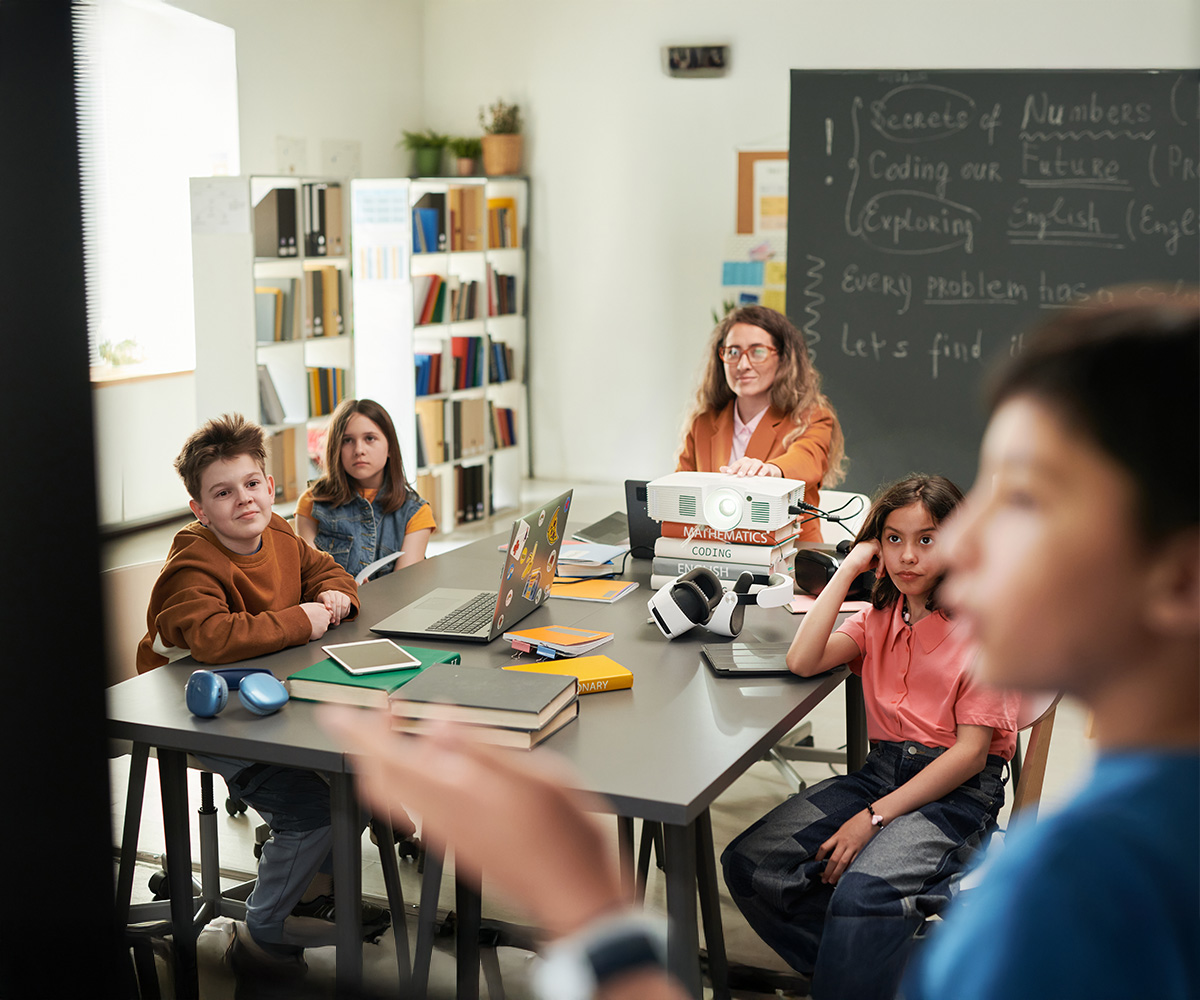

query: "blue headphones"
(185, 667), (290, 718)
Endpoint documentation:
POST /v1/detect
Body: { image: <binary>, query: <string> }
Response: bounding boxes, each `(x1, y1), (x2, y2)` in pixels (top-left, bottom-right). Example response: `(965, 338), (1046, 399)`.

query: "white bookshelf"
(191, 175), (353, 500)
(350, 175), (529, 538)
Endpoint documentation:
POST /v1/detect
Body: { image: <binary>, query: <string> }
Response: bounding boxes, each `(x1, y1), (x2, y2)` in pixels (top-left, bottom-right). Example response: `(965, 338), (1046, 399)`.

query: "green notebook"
(287, 646), (461, 708)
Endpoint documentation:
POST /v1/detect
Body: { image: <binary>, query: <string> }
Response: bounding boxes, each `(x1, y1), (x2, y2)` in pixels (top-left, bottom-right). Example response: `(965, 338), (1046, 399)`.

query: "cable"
(788, 496), (866, 538)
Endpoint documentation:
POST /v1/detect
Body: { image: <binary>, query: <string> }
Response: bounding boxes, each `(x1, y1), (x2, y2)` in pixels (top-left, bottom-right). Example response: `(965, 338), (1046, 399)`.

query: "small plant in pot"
(448, 136), (483, 177)
(478, 99), (523, 176)
(399, 128), (449, 177)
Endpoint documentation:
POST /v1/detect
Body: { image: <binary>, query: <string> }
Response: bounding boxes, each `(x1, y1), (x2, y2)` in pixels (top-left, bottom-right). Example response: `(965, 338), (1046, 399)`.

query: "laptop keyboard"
(428, 591), (498, 633)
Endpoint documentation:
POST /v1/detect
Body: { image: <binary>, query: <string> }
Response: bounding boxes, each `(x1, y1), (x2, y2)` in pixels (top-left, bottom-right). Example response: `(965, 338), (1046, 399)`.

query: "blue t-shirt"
(905, 751), (1199, 1000)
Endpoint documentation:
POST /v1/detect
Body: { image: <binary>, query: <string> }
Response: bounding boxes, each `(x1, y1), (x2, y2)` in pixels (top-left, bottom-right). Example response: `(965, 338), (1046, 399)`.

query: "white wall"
(419, 0), (1200, 484)
(97, 0), (425, 528)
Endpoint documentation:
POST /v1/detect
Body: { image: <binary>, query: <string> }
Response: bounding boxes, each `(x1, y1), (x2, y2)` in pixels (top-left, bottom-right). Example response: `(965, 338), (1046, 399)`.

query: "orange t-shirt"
(836, 601), (1018, 760)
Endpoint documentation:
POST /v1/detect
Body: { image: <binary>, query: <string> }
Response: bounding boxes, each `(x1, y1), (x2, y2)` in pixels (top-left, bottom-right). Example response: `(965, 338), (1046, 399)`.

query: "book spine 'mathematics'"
(659, 521), (798, 546)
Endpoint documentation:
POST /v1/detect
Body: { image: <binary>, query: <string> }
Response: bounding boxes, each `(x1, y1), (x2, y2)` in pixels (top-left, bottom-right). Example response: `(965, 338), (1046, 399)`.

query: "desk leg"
(662, 821), (702, 999)
(455, 875), (482, 1000)
(845, 673), (868, 773)
(616, 816), (635, 899)
(330, 771), (362, 993)
(158, 748), (198, 1000)
(412, 846), (444, 1000)
(695, 810), (730, 1000)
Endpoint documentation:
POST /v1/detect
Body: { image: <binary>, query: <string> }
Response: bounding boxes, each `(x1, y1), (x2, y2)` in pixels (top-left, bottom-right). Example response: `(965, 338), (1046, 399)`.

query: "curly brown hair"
(174, 413), (267, 501)
(308, 398), (410, 514)
(683, 305), (846, 486)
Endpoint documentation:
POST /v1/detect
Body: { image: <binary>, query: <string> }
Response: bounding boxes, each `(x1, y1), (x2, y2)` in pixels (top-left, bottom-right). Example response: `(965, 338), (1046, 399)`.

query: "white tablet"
(322, 638), (421, 675)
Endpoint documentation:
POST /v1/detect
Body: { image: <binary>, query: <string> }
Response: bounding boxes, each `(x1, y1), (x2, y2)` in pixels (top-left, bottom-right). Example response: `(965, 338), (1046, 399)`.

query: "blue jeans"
(722, 740), (1005, 1000)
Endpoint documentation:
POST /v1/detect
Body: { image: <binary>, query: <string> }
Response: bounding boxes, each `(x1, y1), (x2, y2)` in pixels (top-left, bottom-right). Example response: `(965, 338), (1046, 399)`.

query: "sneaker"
(225, 920), (307, 980)
(290, 893), (391, 942)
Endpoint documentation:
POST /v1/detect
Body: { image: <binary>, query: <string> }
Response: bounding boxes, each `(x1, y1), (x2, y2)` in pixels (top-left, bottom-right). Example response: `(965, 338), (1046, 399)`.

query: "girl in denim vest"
(296, 398), (435, 582)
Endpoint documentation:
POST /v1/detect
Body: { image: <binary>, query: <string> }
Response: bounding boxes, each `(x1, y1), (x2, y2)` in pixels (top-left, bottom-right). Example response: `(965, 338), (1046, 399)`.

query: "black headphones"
(793, 540), (875, 600)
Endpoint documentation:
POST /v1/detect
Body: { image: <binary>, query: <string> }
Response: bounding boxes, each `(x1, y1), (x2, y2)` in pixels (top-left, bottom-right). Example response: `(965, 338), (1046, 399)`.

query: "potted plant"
(399, 128), (448, 177)
(478, 99), (523, 176)
(447, 136), (483, 177)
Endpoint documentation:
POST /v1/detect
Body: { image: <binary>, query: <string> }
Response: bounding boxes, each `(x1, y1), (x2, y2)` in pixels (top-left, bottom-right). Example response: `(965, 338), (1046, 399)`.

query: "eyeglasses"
(719, 344), (777, 365)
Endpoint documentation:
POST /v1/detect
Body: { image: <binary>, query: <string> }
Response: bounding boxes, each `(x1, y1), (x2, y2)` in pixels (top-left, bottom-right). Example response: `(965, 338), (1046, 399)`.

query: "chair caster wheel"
(397, 835), (422, 862)
(148, 870), (169, 900)
(226, 796), (247, 816)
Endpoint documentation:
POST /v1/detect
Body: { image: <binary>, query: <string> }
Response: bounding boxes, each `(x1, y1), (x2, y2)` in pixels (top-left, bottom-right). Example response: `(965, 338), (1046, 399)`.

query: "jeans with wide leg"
(722, 740), (1005, 1000)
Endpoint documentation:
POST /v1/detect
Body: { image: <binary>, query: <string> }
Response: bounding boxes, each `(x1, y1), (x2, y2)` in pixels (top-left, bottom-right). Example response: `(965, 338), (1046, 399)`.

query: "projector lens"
(720, 498), (736, 516)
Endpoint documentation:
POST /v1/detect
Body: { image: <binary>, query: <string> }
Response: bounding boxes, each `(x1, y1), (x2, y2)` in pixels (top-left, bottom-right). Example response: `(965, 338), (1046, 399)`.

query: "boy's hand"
(301, 602), (333, 640)
(318, 590), (352, 626)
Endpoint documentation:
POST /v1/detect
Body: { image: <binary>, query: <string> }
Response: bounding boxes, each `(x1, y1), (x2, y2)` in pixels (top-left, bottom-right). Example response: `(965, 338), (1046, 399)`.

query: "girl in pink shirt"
(722, 473), (1017, 1000)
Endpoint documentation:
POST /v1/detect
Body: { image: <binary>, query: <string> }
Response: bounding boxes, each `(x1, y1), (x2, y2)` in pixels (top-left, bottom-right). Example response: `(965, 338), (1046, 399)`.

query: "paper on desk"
(785, 595), (872, 615)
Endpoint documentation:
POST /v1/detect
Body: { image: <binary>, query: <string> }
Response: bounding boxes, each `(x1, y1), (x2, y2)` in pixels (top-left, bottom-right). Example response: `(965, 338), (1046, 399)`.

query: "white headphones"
(647, 568), (793, 639)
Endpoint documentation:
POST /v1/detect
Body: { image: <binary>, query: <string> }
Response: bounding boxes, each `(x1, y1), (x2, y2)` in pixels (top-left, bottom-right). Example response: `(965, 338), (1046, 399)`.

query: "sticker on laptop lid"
(509, 520), (531, 560)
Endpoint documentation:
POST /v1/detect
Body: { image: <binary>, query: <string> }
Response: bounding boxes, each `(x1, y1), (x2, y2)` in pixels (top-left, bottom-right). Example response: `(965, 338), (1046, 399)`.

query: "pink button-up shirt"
(729, 405), (768, 465)
(837, 600), (1018, 760)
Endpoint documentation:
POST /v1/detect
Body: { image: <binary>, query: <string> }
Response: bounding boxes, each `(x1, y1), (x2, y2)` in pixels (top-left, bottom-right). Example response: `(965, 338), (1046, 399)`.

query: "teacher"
(677, 305), (846, 543)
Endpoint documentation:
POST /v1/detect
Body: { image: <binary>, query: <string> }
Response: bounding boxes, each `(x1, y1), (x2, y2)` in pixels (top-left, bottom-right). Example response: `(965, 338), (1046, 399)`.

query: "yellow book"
(504, 654), (633, 695)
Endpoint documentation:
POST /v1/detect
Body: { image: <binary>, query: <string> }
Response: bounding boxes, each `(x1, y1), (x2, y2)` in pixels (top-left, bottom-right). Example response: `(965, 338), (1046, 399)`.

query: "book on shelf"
(653, 535), (797, 566)
(486, 197), (518, 248)
(448, 185), (485, 252)
(305, 267), (325, 337)
(414, 411), (428, 468)
(504, 625), (614, 658)
(414, 399), (446, 463)
(287, 647), (461, 708)
(651, 555), (793, 584)
(390, 700), (578, 749)
(307, 366), (346, 417)
(255, 286), (283, 343)
(255, 278), (299, 341)
(324, 183), (344, 256)
(254, 187), (298, 258)
(454, 463), (485, 523)
(303, 182), (327, 257)
(415, 352), (443, 397)
(388, 663), (577, 729)
(266, 426), (299, 501)
(257, 364), (286, 426)
(488, 402), (517, 449)
(504, 654), (633, 694)
(485, 264), (518, 316)
(412, 192), (447, 253)
(317, 265), (343, 336)
(659, 521), (801, 546)
(415, 471), (440, 515)
(488, 338), (514, 383)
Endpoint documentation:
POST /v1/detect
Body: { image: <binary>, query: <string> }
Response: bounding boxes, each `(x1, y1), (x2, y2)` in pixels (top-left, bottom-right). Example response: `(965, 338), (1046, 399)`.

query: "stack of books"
(650, 520), (799, 591)
(504, 625), (613, 659)
(388, 663), (579, 749)
(286, 646), (460, 708)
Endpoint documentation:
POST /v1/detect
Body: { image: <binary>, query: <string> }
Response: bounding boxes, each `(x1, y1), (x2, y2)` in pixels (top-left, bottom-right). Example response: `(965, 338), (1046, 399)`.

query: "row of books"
(413, 269), (520, 325)
(265, 426), (300, 501)
(415, 337), (516, 397)
(648, 519), (800, 591)
(415, 397), (517, 467)
(253, 268), (344, 343)
(287, 653), (609, 749)
(253, 184), (344, 259)
(412, 190), (522, 255)
(307, 366), (347, 418)
(487, 197), (519, 248)
(490, 402), (517, 449)
(258, 364), (286, 426)
(454, 463), (489, 524)
(301, 182), (345, 257)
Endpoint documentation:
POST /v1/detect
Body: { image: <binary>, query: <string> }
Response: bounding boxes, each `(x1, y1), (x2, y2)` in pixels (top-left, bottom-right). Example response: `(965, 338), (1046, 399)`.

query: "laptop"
(371, 490), (573, 643)
(624, 479), (662, 559)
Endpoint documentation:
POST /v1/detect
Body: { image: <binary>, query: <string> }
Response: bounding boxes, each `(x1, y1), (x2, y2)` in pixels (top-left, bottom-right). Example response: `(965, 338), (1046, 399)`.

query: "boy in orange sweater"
(136, 413), (383, 974)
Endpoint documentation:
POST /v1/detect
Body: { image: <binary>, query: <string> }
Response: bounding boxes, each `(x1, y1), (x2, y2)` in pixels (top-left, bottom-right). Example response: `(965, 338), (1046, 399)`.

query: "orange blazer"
(677, 403), (835, 543)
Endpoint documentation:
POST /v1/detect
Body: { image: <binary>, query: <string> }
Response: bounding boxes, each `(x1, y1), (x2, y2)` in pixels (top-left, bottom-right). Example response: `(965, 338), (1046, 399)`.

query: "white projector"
(646, 472), (806, 532)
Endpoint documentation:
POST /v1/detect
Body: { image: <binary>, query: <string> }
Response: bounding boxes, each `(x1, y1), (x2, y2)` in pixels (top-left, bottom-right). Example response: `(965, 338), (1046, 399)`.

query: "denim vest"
(311, 488), (428, 581)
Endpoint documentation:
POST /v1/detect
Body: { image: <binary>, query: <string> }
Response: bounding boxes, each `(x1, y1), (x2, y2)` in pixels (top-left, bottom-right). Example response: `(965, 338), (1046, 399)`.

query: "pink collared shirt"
(836, 600), (1018, 760)
(729, 405), (768, 465)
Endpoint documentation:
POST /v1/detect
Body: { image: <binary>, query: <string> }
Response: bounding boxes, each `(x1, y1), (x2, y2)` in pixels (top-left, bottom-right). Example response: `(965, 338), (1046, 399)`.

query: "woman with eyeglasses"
(677, 304), (847, 542)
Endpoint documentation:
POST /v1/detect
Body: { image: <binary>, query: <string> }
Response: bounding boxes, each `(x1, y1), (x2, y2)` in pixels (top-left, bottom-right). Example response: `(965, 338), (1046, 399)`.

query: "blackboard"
(786, 69), (1199, 495)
